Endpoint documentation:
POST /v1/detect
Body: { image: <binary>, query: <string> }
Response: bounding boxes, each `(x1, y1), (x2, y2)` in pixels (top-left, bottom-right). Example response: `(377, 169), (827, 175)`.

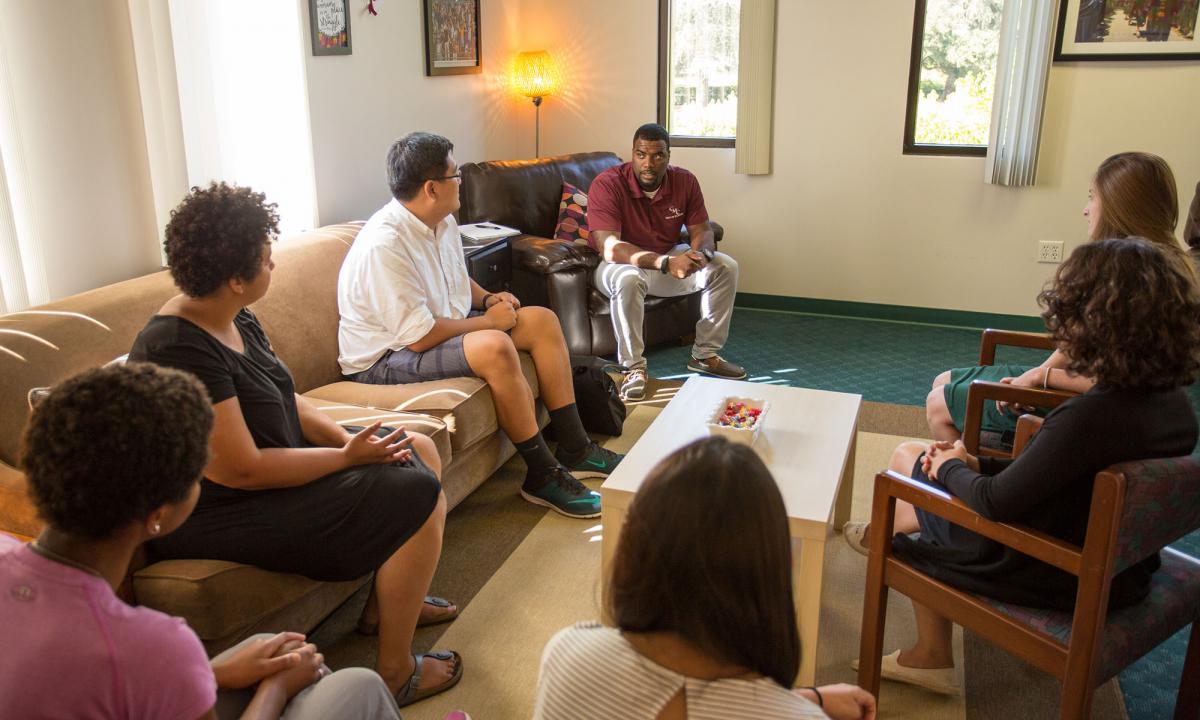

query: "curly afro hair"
(1039, 237), (1200, 390)
(164, 182), (279, 298)
(20, 363), (214, 539)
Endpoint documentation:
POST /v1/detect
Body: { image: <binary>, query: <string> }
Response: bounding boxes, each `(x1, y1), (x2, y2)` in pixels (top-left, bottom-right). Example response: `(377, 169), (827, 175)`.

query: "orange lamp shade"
(512, 50), (561, 99)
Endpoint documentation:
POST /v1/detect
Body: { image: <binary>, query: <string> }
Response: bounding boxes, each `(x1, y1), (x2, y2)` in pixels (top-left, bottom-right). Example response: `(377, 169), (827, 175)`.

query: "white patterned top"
(534, 622), (828, 720)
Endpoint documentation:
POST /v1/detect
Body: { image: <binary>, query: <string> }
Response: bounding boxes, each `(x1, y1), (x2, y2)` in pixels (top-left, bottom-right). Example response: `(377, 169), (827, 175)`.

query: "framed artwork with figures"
(1056, 0), (1200, 60)
(422, 0), (482, 76)
(310, 0), (352, 56)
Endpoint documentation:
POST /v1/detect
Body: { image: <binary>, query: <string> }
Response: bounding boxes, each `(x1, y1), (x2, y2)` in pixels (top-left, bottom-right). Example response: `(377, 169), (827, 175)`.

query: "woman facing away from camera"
(923, 151), (1186, 444)
(534, 436), (877, 720)
(0, 363), (401, 719)
(852, 238), (1200, 695)
(128, 182), (461, 707)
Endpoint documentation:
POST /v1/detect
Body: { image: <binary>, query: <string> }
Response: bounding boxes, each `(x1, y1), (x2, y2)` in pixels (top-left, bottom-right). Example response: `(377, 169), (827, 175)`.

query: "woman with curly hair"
(128, 182), (461, 707)
(922, 151), (1186, 444)
(535, 437), (877, 720)
(0, 363), (402, 719)
(855, 238), (1200, 695)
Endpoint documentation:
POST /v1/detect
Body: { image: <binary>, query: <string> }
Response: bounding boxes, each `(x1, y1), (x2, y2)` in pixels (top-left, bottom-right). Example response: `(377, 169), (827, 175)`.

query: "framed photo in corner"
(1055, 0), (1200, 61)
(422, 0), (482, 76)
(309, 0), (352, 56)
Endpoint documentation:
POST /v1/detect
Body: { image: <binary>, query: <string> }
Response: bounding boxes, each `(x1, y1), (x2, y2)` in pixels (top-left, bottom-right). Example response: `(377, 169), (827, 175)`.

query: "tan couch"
(0, 222), (542, 653)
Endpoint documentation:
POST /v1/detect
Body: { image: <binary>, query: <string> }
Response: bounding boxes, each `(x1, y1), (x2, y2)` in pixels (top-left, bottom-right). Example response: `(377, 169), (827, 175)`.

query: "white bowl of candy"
(706, 397), (769, 445)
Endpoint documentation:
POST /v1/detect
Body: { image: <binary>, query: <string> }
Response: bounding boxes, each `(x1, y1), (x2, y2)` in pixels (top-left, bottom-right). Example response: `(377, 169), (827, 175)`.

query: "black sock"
(548, 404), (590, 456)
(515, 433), (558, 476)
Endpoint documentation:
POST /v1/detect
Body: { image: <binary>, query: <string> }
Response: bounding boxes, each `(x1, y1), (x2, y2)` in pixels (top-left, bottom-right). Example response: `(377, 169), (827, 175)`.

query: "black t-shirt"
(129, 309), (305, 451)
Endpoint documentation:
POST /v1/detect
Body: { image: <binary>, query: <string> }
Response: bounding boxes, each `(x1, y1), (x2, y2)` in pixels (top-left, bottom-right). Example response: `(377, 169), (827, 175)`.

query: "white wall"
(301, 0), (523, 224)
(0, 0), (161, 302)
(515, 0), (1200, 316)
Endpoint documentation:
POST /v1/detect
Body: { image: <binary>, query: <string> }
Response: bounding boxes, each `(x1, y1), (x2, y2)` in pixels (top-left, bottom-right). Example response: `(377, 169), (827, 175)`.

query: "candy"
(717, 401), (762, 429)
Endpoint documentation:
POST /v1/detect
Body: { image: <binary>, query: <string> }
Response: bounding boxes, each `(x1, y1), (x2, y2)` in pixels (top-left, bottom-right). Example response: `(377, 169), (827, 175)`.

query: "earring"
(152, 522), (161, 535)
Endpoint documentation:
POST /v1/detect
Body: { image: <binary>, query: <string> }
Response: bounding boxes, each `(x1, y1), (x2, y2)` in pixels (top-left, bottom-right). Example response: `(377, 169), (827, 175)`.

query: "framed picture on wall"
(309, 0), (352, 56)
(422, 0), (482, 76)
(1055, 0), (1200, 61)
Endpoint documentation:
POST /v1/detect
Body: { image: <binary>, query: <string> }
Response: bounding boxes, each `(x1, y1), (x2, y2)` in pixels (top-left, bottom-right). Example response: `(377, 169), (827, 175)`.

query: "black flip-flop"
(394, 650), (463, 708)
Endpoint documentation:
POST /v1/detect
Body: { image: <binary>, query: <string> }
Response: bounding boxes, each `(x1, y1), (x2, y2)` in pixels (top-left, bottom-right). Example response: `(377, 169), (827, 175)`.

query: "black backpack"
(569, 355), (626, 436)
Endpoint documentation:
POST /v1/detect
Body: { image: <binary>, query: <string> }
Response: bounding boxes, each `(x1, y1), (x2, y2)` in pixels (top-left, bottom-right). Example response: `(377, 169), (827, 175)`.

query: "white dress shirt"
(337, 198), (472, 374)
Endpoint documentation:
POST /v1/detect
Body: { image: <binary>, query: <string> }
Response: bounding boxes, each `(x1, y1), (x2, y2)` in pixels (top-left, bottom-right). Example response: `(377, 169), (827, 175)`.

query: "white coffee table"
(599, 376), (861, 685)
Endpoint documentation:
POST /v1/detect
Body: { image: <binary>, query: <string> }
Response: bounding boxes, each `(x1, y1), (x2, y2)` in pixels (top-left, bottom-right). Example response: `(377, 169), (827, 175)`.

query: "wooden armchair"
(856, 446), (1200, 718)
(963, 328), (1076, 457)
(962, 378), (1072, 458)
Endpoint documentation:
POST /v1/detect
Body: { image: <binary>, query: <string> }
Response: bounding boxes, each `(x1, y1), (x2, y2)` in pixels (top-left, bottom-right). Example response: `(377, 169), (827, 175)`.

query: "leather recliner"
(457, 151), (722, 358)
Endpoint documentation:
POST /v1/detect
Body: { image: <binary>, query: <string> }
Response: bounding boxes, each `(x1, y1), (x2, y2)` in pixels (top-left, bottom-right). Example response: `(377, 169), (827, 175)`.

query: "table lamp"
(512, 50), (561, 158)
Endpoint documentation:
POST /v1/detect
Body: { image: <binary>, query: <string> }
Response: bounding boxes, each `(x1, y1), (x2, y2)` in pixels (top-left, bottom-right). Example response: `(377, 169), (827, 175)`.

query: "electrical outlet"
(1038, 240), (1064, 264)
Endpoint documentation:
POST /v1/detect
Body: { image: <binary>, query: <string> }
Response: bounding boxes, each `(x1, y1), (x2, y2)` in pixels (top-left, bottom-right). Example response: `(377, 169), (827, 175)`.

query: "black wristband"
(480, 293), (494, 309)
(805, 686), (823, 707)
(658, 255), (670, 274)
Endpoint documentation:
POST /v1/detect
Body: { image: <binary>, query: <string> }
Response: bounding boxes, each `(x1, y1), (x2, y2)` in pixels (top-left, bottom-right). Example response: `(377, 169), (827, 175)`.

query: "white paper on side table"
(460, 222), (521, 243)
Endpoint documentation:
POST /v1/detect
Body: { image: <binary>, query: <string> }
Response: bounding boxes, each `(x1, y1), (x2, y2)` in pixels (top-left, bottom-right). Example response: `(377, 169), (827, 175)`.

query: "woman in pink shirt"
(0, 363), (400, 719)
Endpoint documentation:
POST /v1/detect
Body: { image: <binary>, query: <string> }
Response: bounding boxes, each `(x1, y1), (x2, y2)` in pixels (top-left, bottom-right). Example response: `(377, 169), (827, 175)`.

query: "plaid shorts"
(350, 311), (490, 385)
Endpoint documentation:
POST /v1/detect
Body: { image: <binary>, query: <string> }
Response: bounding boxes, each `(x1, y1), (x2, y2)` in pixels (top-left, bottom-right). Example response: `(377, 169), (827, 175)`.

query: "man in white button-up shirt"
(338, 133), (622, 519)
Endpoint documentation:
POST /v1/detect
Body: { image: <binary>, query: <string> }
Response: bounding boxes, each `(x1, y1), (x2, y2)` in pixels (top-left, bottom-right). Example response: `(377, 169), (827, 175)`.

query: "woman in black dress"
(858, 237), (1200, 695)
(130, 182), (461, 707)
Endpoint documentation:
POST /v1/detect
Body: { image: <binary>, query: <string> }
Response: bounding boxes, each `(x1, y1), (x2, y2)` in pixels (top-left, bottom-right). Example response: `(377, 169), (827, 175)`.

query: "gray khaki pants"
(593, 244), (738, 370)
(212, 634), (401, 720)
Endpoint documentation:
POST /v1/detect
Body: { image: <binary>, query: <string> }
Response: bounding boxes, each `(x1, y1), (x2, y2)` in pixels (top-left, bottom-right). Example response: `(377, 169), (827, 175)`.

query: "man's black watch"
(658, 255), (670, 274)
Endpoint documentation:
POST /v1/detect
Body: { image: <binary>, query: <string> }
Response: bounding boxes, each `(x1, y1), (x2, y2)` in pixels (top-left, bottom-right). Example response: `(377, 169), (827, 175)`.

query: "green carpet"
(644, 307), (1047, 406)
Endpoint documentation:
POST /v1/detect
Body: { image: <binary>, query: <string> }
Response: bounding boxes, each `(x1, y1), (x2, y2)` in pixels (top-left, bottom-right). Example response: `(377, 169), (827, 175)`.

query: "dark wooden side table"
(464, 238), (512, 292)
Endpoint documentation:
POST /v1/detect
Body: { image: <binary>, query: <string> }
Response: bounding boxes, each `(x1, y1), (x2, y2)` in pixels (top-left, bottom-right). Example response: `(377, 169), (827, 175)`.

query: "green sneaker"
(556, 441), (624, 480)
(520, 466), (602, 518)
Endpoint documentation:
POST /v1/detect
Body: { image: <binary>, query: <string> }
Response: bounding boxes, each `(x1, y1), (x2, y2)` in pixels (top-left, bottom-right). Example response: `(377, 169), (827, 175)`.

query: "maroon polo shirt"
(586, 162), (709, 254)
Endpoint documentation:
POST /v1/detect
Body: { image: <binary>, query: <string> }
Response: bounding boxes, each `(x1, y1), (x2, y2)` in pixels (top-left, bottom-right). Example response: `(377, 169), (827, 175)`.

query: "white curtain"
(0, 11), (47, 313)
(168, 0), (318, 235)
(985, 0), (1059, 187)
(734, 0), (777, 176)
(0, 0), (318, 313)
(127, 0), (189, 260)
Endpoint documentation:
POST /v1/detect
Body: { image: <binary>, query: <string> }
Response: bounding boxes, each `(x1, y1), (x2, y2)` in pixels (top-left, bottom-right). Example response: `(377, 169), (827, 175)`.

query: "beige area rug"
(405, 413), (961, 720)
(324, 393), (1125, 719)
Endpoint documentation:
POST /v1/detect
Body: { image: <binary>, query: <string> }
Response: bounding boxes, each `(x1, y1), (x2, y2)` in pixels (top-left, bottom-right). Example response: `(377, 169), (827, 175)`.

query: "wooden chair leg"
(1175, 622), (1200, 720)
(1059, 677), (1094, 720)
(857, 480), (897, 699)
(858, 564), (889, 698)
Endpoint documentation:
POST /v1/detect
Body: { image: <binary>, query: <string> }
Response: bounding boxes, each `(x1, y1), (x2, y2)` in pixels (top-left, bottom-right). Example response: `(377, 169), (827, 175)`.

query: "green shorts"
(943, 363), (1040, 435)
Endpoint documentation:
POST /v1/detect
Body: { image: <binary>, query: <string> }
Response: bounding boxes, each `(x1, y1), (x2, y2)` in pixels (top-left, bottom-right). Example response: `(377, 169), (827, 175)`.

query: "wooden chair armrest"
(978, 328), (1055, 365)
(962, 380), (1074, 457)
(1011, 415), (1045, 457)
(873, 470), (1082, 575)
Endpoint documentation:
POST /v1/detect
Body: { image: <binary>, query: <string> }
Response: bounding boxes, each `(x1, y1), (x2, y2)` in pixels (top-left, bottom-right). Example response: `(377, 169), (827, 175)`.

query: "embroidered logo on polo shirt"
(665, 206), (684, 221)
(11, 584), (35, 601)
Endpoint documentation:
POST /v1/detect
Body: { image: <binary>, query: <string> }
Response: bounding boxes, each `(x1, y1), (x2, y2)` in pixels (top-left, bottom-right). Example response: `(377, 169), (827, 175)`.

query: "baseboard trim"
(734, 293), (1045, 332)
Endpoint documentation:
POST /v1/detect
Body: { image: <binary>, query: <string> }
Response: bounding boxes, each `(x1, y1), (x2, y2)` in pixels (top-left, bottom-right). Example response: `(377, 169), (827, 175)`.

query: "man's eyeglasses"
(431, 172), (462, 182)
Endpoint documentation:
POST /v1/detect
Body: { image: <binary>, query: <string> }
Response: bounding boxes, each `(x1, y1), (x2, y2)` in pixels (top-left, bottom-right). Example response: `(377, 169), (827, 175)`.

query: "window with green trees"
(658, 0), (740, 148)
(904, 0), (1005, 156)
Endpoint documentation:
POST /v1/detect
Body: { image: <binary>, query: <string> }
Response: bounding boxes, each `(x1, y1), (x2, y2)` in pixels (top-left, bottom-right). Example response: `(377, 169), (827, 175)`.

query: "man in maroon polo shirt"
(587, 123), (744, 400)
